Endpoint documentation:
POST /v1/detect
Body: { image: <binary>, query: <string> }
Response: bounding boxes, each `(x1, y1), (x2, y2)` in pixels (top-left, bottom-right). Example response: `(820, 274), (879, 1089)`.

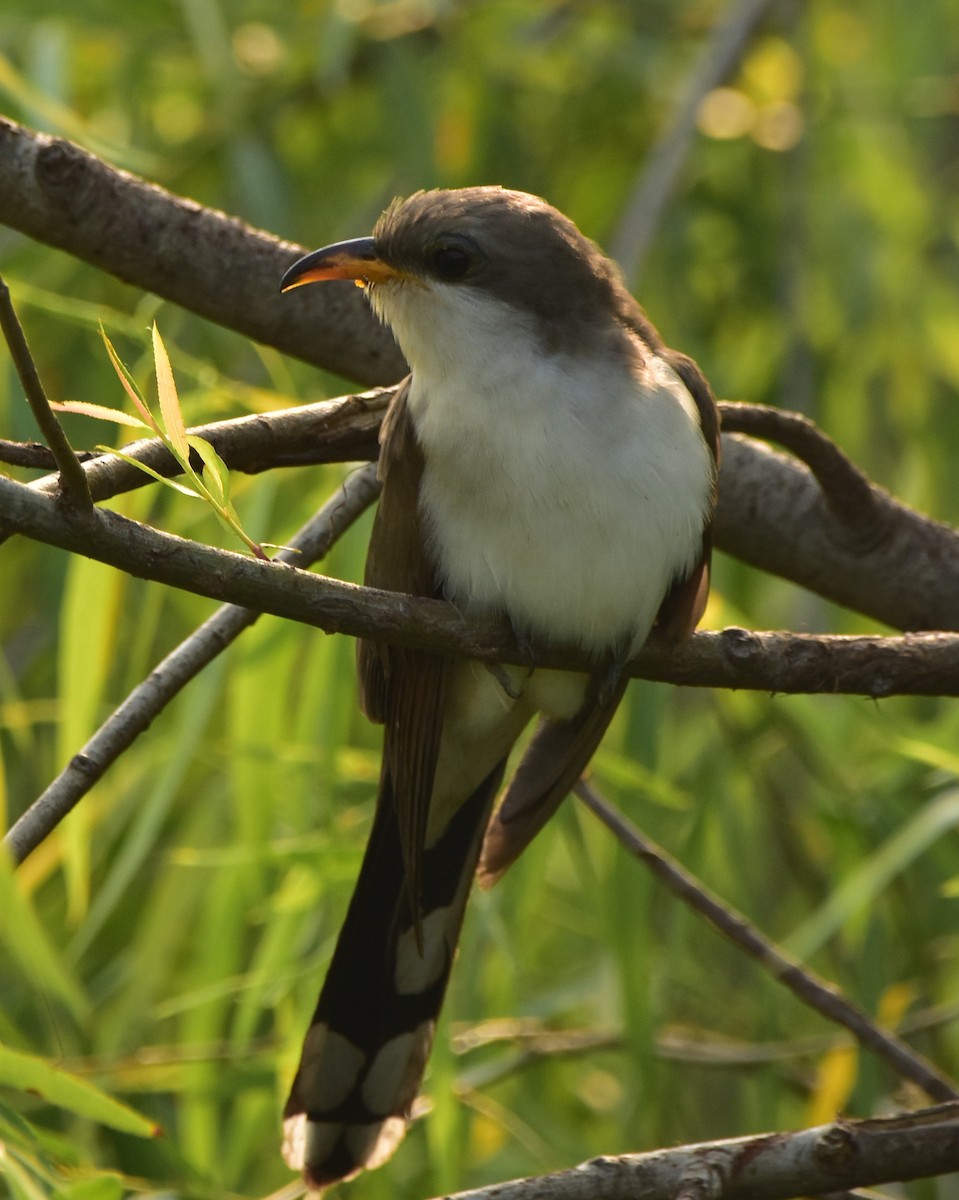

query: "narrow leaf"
(51, 401), (150, 430)
(787, 787), (959, 958)
(152, 323), (189, 461)
(99, 325), (156, 430)
(0, 853), (89, 1021)
(0, 1042), (159, 1137)
(106, 449), (201, 497)
(187, 435), (230, 507)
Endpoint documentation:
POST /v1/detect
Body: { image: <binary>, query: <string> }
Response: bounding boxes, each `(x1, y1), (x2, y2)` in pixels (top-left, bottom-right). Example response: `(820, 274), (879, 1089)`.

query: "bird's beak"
(280, 237), (404, 292)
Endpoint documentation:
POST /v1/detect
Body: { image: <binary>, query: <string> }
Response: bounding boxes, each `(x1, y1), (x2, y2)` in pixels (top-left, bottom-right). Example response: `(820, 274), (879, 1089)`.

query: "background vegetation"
(2, 1), (959, 1197)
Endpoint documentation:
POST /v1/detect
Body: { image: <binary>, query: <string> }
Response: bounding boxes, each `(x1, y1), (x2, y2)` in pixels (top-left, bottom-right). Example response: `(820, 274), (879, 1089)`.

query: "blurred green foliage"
(1, 1), (959, 1197)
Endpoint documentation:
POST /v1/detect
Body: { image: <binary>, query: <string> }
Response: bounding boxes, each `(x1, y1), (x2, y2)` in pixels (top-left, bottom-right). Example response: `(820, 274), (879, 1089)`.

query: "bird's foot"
(484, 661), (523, 701)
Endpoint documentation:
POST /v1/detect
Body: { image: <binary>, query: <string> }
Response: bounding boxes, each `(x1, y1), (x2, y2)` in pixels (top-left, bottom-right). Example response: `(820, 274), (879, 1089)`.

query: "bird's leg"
(597, 648), (631, 707)
(483, 620), (537, 700)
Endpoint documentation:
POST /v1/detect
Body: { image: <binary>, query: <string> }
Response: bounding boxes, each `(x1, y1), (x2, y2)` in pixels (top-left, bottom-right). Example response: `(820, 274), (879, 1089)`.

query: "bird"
(279, 186), (720, 1188)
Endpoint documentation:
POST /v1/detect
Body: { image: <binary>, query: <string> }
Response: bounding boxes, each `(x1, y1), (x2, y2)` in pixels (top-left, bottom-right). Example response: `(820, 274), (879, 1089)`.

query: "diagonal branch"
(0, 274), (92, 511)
(575, 780), (959, 1104)
(0, 116), (405, 384)
(609, 0), (785, 283)
(2, 464), (381, 867)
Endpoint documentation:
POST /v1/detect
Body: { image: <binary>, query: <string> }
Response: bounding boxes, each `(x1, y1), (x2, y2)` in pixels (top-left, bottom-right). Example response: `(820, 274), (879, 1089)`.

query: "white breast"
(375, 283), (714, 657)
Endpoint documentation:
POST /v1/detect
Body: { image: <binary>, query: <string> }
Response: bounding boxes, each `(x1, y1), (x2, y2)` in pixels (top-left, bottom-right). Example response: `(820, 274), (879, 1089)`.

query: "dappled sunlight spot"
(743, 36), (804, 104)
(577, 1067), (624, 1114)
(232, 22), (287, 76)
(752, 101), (804, 152)
(151, 93), (203, 145)
(697, 87), (755, 141)
(698, 89), (802, 152)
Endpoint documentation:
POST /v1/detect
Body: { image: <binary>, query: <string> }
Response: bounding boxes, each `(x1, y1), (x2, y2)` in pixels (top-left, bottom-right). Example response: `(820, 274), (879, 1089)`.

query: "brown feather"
(356, 377), (446, 913)
(478, 672), (629, 885)
(653, 349), (721, 642)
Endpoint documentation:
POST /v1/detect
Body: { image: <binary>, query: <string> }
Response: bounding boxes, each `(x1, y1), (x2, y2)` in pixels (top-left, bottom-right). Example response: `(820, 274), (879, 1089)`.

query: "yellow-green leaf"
(187, 436), (230, 507)
(99, 325), (155, 430)
(106, 449), (200, 497)
(51, 401), (150, 430)
(152, 323), (188, 461)
(806, 1043), (857, 1126)
(0, 1042), (159, 1137)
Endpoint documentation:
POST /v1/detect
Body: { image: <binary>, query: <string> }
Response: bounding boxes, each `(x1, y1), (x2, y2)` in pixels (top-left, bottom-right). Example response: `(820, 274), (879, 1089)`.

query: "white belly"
(407, 344), (713, 657)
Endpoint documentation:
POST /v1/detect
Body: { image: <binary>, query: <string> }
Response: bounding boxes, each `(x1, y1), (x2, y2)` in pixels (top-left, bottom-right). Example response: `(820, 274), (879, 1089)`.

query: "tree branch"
(2, 116), (958, 631)
(575, 781), (959, 1104)
(719, 403), (881, 535)
(0, 273), (92, 511)
(714, 435), (959, 631)
(0, 116), (406, 384)
(432, 1104), (959, 1200)
(2, 472), (958, 695)
(609, 0), (784, 283)
(5, 388), (958, 633)
(2, 464), (381, 866)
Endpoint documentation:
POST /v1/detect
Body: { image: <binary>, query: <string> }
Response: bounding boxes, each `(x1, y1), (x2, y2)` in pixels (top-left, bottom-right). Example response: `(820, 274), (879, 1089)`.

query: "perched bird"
(280, 186), (719, 1187)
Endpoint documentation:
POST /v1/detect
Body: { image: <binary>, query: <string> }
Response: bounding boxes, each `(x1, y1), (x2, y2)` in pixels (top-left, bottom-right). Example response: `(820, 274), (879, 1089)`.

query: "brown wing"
(478, 672), (628, 886)
(654, 349), (721, 643)
(356, 377), (447, 908)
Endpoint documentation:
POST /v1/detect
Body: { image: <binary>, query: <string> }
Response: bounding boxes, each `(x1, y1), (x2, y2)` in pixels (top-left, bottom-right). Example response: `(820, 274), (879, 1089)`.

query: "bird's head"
(281, 187), (647, 364)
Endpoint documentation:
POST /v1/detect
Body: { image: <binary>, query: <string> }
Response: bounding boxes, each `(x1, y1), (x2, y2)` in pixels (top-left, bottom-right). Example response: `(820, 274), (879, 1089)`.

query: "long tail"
(282, 765), (503, 1188)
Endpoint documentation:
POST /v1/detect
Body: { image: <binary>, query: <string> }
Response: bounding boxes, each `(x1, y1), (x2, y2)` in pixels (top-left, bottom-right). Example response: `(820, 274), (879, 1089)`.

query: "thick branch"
(0, 117), (406, 384)
(435, 1104), (959, 1200)
(714, 435), (959, 631)
(11, 388), (959, 634)
(2, 117), (958, 631)
(1, 473), (958, 696)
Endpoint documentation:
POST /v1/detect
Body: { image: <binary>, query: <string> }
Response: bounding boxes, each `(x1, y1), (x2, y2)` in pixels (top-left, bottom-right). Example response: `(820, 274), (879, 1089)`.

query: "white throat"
(372, 281), (713, 657)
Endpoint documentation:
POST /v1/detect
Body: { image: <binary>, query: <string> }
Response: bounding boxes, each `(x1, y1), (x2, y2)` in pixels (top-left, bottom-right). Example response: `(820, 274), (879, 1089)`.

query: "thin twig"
(609, 0), (783, 283)
(574, 780), (959, 1104)
(0, 437), (100, 470)
(3, 464), (381, 866)
(0, 274), (93, 511)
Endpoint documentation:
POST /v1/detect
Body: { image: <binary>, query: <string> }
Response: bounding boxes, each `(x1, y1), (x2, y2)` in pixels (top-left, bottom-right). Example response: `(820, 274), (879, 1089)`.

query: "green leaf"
(0, 853), (89, 1022)
(0, 1042), (159, 1138)
(152, 323), (189, 461)
(54, 1175), (126, 1200)
(99, 326), (156, 431)
(187, 435), (230, 507)
(786, 788), (959, 959)
(50, 401), (150, 430)
(104, 449), (201, 498)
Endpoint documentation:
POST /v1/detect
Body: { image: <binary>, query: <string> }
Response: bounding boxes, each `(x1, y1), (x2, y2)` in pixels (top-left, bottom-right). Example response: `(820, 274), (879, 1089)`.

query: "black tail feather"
(282, 761), (504, 1187)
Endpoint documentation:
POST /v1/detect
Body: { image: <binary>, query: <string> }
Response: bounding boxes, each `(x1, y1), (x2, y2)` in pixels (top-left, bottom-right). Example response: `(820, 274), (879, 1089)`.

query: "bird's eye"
(431, 244), (472, 280)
